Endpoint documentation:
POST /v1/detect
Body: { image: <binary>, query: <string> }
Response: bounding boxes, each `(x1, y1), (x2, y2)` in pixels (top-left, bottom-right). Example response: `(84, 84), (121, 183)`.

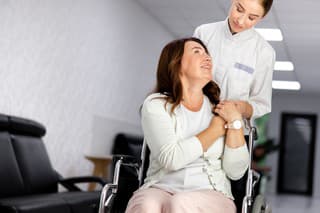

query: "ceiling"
(135, 0), (320, 96)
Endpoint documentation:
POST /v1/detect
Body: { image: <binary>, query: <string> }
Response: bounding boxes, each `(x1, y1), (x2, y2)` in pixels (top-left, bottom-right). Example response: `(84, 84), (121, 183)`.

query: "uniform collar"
(223, 18), (255, 41)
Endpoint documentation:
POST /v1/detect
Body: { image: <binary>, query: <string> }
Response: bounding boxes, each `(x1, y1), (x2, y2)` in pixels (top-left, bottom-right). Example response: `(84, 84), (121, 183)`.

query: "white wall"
(266, 93), (320, 197)
(0, 0), (173, 177)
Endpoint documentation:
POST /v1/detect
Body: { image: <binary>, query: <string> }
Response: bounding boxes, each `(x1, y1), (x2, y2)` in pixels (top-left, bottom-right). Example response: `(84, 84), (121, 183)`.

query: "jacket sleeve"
(193, 24), (208, 40)
(193, 25), (201, 38)
(248, 45), (275, 120)
(141, 98), (203, 171)
(222, 144), (250, 180)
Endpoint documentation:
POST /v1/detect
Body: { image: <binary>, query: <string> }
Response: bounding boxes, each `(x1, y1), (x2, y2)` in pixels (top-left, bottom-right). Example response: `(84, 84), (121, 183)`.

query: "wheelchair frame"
(98, 120), (271, 213)
(238, 120), (271, 213)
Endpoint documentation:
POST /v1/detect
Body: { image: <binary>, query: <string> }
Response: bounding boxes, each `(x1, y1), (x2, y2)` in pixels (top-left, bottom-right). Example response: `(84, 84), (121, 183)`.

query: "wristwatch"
(224, 119), (243, 130)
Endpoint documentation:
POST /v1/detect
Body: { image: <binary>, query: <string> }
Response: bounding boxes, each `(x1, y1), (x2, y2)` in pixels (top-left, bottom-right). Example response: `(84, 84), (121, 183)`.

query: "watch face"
(233, 120), (242, 129)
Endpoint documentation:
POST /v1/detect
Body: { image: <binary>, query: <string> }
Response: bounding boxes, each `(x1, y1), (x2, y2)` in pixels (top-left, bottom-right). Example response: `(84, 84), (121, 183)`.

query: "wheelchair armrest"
(99, 183), (118, 213)
(112, 154), (142, 165)
(59, 176), (107, 191)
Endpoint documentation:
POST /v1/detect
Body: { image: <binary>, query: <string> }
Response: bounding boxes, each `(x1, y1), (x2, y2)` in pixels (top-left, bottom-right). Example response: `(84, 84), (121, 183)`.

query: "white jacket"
(194, 19), (275, 120)
(140, 93), (249, 199)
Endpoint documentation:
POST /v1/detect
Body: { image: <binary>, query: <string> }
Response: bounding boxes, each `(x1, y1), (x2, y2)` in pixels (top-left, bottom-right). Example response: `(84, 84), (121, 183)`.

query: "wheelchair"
(98, 120), (272, 213)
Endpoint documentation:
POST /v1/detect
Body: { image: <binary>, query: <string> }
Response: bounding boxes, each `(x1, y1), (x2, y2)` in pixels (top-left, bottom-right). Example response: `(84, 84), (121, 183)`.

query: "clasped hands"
(209, 100), (251, 135)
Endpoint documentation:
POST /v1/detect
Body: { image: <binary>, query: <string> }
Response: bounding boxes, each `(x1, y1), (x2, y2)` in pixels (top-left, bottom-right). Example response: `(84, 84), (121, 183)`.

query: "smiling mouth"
(201, 65), (212, 71)
(233, 21), (242, 29)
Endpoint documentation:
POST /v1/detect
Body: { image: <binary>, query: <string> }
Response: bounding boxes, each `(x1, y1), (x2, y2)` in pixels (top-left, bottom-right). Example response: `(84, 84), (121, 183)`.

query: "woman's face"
(179, 41), (212, 86)
(228, 0), (265, 33)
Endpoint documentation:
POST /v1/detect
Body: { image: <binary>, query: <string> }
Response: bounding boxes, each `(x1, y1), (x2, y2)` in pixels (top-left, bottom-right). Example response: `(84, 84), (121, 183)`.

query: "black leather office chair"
(0, 113), (106, 213)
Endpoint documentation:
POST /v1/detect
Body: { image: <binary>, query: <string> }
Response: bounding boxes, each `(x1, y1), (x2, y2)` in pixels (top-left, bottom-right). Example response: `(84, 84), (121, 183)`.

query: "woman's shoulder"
(142, 93), (169, 113)
(143, 93), (167, 103)
(252, 30), (275, 55)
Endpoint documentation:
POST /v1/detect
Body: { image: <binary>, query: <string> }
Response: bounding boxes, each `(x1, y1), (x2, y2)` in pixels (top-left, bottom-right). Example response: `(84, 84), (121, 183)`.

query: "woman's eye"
(236, 7), (243, 12)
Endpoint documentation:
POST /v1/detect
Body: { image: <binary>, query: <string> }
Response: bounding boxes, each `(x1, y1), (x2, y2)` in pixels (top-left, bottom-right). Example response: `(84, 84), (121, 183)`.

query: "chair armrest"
(112, 154), (141, 165)
(59, 176), (107, 191)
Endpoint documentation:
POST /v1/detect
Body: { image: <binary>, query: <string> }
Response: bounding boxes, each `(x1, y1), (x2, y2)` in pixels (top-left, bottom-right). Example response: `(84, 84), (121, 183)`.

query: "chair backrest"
(0, 131), (25, 198)
(111, 133), (143, 177)
(112, 133), (144, 158)
(0, 114), (59, 198)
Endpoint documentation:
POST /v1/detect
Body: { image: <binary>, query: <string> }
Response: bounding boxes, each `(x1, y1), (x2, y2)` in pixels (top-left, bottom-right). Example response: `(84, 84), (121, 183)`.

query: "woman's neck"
(182, 87), (204, 112)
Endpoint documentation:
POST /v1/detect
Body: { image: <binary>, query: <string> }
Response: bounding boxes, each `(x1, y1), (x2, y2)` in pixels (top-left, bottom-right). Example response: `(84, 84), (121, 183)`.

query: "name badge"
(234, 62), (254, 74)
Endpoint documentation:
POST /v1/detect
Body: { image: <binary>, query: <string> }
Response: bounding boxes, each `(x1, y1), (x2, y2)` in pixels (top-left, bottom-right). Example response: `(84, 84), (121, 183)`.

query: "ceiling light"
(272, 80), (301, 90)
(255, 28), (283, 41)
(274, 61), (294, 71)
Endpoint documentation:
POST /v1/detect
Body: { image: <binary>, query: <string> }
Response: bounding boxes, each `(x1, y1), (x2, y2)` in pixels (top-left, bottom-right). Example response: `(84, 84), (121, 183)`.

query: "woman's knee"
(126, 188), (166, 213)
(163, 191), (236, 213)
(126, 199), (160, 213)
(163, 193), (189, 212)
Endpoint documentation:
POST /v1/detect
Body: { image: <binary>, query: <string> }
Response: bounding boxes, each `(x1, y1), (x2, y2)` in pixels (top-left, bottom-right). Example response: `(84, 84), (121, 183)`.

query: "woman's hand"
(215, 100), (253, 119)
(232, 100), (253, 119)
(208, 115), (226, 137)
(197, 114), (227, 152)
(214, 101), (242, 122)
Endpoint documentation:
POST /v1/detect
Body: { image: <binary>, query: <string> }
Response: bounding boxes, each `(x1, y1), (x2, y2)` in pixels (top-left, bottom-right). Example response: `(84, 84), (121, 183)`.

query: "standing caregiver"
(194, 1), (275, 211)
(194, 0), (275, 121)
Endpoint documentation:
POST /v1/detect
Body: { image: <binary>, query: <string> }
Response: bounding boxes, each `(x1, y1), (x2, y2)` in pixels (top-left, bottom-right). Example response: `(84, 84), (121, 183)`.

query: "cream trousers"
(125, 187), (236, 213)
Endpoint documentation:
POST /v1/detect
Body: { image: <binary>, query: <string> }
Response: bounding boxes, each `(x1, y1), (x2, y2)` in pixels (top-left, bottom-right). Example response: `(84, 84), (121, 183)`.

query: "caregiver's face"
(228, 0), (264, 33)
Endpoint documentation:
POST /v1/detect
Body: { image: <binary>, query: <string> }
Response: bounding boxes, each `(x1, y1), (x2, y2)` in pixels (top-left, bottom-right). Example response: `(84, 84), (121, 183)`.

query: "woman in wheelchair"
(126, 37), (249, 213)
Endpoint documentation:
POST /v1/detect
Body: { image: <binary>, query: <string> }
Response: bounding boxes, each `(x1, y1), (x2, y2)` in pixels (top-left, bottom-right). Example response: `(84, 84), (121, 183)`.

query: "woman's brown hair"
(260, 0), (273, 17)
(153, 37), (220, 114)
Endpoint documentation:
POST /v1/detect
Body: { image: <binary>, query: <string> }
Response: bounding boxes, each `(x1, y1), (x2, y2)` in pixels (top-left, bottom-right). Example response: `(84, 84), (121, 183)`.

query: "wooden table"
(85, 155), (113, 191)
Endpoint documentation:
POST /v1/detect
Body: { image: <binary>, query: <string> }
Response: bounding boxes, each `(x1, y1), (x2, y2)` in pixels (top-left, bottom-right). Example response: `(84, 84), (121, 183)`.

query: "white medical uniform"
(194, 19), (275, 120)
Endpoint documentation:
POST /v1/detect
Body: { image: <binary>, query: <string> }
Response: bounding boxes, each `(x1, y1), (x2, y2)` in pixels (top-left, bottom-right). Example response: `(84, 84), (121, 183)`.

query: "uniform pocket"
(234, 62), (254, 74)
(230, 62), (254, 97)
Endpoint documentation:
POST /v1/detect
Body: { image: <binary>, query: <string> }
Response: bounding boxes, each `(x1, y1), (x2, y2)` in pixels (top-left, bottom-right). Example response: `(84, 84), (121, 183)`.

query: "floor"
(265, 194), (320, 213)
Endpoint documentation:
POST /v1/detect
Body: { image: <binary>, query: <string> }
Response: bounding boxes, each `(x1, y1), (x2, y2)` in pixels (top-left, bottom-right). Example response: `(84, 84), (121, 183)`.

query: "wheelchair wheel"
(252, 194), (271, 213)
